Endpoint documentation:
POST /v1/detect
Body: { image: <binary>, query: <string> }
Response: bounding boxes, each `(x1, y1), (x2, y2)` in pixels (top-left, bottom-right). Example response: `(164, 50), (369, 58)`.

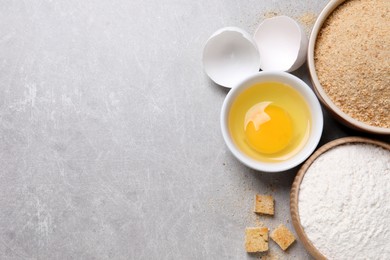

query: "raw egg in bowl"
(220, 72), (323, 172)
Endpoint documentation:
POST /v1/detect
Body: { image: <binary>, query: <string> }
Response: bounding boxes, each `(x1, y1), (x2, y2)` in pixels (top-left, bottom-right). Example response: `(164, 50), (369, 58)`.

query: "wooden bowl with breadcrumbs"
(308, 0), (390, 135)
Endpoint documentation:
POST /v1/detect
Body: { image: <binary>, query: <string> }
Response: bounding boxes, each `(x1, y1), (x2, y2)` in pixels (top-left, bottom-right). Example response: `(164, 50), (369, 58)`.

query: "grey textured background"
(0, 0), (387, 259)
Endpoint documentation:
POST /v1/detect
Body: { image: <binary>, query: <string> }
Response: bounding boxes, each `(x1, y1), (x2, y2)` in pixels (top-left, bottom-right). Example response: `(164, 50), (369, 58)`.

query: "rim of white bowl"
(220, 71), (323, 172)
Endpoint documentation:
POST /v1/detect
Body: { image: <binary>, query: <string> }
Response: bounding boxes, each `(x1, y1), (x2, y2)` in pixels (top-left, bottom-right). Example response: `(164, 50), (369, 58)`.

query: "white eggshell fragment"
(203, 27), (261, 88)
(254, 16), (308, 72)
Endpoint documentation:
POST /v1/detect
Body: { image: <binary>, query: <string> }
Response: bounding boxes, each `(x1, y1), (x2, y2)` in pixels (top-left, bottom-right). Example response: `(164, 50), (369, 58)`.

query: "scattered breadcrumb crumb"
(297, 12), (317, 35)
(263, 11), (279, 19)
(261, 251), (280, 260)
(298, 12), (317, 27)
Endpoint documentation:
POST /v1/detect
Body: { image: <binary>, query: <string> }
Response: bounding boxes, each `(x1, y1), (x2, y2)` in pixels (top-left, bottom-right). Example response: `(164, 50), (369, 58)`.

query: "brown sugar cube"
(270, 224), (296, 251)
(245, 227), (269, 253)
(254, 194), (274, 215)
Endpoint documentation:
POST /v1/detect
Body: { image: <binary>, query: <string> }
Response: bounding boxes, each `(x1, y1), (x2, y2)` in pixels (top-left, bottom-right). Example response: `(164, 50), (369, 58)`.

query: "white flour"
(299, 143), (390, 259)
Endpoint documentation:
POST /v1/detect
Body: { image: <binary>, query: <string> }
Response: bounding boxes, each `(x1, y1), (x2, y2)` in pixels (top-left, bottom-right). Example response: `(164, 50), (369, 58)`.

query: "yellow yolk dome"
(244, 102), (293, 154)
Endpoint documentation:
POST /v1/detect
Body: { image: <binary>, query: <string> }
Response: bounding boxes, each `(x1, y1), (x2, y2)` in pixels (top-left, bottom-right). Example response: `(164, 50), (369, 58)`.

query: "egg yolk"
(244, 102), (293, 154)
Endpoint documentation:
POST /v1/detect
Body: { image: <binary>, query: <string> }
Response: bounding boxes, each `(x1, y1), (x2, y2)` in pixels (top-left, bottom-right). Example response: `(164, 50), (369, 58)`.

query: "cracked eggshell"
(254, 16), (308, 72)
(202, 27), (261, 88)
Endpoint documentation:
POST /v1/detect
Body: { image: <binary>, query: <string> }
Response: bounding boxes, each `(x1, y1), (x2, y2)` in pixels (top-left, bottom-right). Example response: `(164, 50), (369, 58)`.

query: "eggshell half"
(254, 16), (308, 72)
(203, 27), (261, 88)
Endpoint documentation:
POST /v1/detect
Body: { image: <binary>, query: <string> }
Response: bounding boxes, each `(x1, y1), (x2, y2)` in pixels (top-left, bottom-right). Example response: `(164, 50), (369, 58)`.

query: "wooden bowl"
(290, 137), (390, 259)
(307, 0), (390, 135)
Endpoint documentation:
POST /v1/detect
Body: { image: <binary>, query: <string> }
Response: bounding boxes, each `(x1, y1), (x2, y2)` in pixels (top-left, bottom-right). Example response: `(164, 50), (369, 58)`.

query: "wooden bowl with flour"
(290, 137), (390, 259)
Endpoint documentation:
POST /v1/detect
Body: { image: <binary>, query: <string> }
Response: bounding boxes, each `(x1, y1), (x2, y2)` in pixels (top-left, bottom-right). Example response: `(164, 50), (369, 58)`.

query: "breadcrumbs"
(270, 224), (296, 251)
(254, 194), (274, 215)
(245, 227), (269, 253)
(315, 0), (390, 128)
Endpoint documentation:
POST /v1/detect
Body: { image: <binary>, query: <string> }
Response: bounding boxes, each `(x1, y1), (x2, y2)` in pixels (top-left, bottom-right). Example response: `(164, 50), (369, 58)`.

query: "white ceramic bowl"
(220, 71), (323, 172)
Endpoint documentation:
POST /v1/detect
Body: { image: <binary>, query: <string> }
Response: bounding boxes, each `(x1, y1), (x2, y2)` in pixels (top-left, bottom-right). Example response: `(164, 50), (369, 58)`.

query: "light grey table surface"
(1, 1), (388, 259)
